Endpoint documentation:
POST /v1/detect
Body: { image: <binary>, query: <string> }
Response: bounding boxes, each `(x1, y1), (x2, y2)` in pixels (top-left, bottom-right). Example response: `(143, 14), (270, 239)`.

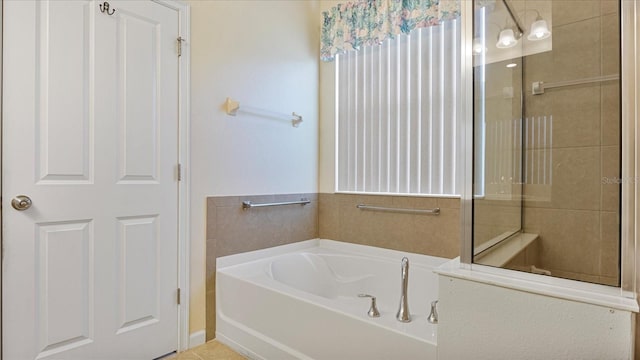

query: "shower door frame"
(460, 0), (638, 296)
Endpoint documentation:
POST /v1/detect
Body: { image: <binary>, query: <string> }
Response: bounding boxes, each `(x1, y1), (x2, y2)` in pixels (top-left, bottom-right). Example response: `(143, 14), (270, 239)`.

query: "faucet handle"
(358, 294), (381, 318)
(428, 300), (438, 324)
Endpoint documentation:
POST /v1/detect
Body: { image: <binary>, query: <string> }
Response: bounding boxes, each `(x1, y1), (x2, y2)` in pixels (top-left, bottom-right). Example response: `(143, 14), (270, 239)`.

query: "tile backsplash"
(319, 193), (460, 258)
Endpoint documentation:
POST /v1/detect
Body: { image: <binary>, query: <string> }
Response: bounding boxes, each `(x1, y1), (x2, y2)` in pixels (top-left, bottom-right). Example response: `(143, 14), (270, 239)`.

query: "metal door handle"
(11, 195), (32, 211)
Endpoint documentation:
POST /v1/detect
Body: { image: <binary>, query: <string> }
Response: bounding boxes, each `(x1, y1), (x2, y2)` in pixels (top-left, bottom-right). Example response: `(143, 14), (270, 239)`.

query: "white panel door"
(2, 1), (180, 359)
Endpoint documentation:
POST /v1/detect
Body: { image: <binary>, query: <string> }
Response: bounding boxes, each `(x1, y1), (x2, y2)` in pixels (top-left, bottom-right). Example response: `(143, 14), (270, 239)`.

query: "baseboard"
(189, 330), (206, 348)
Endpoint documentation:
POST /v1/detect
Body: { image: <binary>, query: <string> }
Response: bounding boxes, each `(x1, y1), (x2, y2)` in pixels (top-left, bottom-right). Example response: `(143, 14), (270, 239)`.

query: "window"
(335, 18), (462, 196)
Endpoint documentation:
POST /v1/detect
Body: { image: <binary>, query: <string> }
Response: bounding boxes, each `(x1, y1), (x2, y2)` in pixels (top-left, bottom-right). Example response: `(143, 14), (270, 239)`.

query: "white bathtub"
(216, 239), (448, 360)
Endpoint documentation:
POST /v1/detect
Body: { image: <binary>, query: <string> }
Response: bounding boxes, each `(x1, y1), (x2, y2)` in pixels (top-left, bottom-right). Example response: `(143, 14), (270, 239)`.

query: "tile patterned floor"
(170, 341), (247, 360)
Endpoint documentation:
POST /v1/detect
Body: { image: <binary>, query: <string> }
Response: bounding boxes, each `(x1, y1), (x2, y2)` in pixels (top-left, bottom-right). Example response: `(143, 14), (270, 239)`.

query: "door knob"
(11, 195), (32, 211)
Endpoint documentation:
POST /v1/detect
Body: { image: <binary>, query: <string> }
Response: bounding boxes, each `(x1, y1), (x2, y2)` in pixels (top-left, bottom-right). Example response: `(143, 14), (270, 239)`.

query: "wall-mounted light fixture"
(473, 37), (487, 55)
(496, 27), (520, 48)
(491, 8), (551, 50)
(526, 10), (551, 41)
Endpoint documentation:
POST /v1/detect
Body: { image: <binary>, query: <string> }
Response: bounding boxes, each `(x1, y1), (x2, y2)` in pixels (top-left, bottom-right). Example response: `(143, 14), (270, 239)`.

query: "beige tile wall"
(318, 193), (460, 258)
(522, 1), (620, 286)
(205, 193), (318, 340)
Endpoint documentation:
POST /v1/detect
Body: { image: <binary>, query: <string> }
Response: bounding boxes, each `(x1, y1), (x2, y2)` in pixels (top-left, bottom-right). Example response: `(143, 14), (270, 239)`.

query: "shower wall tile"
(601, 145), (620, 212)
(552, 17), (601, 82)
(549, 269), (601, 284)
(550, 87), (601, 148)
(524, 207), (601, 276)
(522, 3), (621, 288)
(205, 193), (319, 340)
(474, 199), (521, 248)
(599, 276), (618, 287)
(319, 193), (460, 259)
(599, 211), (620, 279)
(601, 13), (620, 76)
(524, 86), (552, 119)
(552, 0), (601, 27)
(601, 0), (618, 15)
(601, 82), (620, 147)
(524, 52), (553, 92)
(525, 147), (601, 211)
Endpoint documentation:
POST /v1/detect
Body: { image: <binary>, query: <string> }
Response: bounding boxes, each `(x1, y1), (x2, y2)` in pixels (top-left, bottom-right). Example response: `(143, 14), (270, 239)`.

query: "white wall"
(188, 0), (320, 334)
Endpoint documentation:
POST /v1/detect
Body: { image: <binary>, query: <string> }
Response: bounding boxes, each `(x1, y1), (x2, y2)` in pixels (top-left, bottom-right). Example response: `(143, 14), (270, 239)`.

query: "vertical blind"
(336, 19), (461, 195)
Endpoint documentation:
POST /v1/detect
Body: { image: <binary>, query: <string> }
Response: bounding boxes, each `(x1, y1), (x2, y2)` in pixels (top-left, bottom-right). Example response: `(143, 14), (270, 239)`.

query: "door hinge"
(177, 36), (185, 57)
(177, 163), (182, 181)
(177, 288), (181, 305)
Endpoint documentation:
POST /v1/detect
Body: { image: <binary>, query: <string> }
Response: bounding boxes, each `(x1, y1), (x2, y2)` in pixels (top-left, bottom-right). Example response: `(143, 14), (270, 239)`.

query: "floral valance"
(321, 0), (460, 61)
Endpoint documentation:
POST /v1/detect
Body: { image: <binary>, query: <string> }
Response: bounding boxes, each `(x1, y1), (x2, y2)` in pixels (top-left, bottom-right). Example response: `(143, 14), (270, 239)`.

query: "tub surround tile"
(206, 193), (318, 340)
(391, 195), (438, 209)
(321, 193), (460, 259)
(211, 194), (276, 208)
(337, 193), (394, 206)
(436, 197), (461, 209)
(318, 193), (339, 240)
(412, 207), (460, 258)
(214, 199), (318, 258)
(205, 288), (216, 342)
(206, 200), (218, 242)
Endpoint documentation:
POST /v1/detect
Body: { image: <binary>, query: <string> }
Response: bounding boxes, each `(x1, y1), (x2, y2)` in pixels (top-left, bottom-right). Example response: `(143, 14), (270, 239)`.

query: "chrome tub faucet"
(428, 300), (438, 324)
(396, 257), (411, 322)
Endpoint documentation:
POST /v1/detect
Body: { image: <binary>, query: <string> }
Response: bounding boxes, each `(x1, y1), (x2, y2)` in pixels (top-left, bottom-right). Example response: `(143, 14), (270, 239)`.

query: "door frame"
(0, 0), (192, 354)
(157, 0), (191, 352)
(152, 0), (192, 352)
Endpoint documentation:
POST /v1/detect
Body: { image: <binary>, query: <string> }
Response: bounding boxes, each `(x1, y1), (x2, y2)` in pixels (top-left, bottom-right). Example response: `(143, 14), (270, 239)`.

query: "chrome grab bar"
(242, 198), (310, 210)
(356, 204), (440, 215)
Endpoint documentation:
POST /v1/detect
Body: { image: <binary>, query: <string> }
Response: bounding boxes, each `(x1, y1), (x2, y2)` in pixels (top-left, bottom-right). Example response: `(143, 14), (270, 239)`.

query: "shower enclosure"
(472, 0), (621, 287)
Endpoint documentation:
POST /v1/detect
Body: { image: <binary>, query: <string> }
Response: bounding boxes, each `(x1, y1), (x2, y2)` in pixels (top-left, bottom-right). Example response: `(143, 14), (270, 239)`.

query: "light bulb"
(496, 29), (518, 48)
(472, 38), (485, 55)
(527, 19), (551, 41)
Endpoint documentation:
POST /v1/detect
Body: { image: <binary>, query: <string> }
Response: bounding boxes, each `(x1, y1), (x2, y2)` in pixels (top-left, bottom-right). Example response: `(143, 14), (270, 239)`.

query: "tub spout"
(396, 257), (411, 322)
